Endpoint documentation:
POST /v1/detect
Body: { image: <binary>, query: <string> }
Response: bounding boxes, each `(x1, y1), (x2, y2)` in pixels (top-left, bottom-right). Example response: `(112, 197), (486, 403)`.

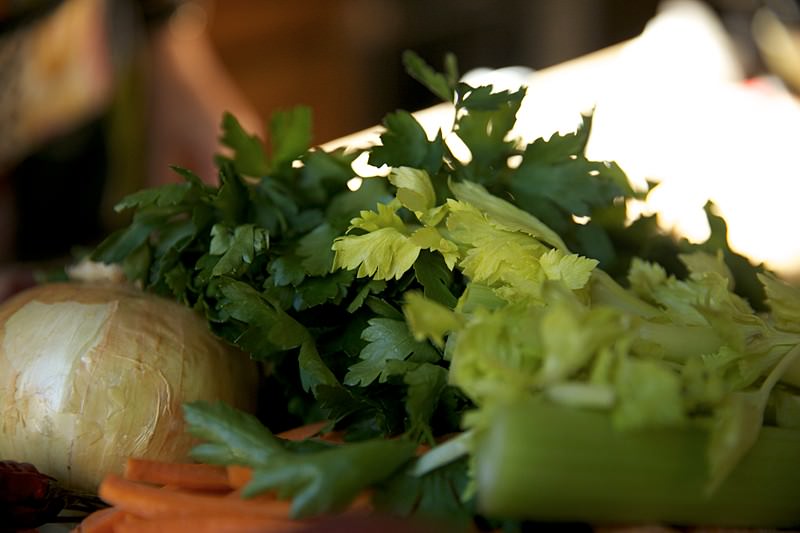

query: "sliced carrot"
(160, 483), (234, 496)
(226, 464), (254, 489)
(71, 506), (126, 533)
(124, 457), (231, 490)
(317, 430), (346, 444)
(98, 474), (293, 519)
(111, 514), (306, 533)
(344, 490), (373, 513)
(276, 420), (329, 441)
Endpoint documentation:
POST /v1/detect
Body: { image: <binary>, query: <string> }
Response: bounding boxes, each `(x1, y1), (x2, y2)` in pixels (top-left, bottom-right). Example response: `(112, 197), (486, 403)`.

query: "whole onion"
(0, 281), (259, 491)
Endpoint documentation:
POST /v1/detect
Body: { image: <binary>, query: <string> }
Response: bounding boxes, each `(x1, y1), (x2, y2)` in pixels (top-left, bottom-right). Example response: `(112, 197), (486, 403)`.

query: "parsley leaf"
(345, 318), (440, 386)
(402, 362), (448, 441)
(413, 250), (458, 308)
(209, 224), (269, 277)
(402, 50), (457, 103)
(373, 457), (473, 527)
(212, 278), (308, 359)
(245, 437), (416, 518)
(454, 85), (525, 177)
(217, 112), (269, 177)
(184, 400), (282, 466)
(368, 111), (445, 175)
(269, 106), (312, 173)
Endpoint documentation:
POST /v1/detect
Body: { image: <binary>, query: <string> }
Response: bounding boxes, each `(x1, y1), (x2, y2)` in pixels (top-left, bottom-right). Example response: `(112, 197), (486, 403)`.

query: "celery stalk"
(474, 400), (800, 528)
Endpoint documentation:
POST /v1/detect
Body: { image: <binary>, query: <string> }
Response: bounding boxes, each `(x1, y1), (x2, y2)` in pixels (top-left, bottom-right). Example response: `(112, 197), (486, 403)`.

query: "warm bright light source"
(511, 0), (800, 278)
(346, 177), (363, 192)
(582, 0), (800, 277)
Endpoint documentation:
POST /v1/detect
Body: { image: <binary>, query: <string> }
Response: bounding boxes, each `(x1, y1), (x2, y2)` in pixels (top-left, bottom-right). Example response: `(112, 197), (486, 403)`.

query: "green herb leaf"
(368, 111), (445, 175)
(244, 438), (416, 518)
(214, 278), (308, 358)
(218, 112), (269, 177)
(298, 339), (340, 393)
(402, 50), (456, 103)
(374, 458), (473, 527)
(184, 401), (282, 466)
(345, 318), (440, 386)
(270, 106), (312, 173)
(413, 251), (458, 308)
(403, 362), (448, 440)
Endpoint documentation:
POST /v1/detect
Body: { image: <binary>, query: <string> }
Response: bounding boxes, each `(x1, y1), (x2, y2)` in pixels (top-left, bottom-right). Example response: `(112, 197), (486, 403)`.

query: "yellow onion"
(0, 281), (259, 491)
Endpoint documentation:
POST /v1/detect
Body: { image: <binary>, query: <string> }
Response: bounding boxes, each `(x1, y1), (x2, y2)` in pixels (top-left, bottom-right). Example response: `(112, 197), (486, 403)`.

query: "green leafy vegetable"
(90, 50), (800, 529)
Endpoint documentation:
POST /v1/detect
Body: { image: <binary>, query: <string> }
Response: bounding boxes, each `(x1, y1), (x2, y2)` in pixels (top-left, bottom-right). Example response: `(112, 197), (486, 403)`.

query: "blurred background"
(205, 0), (662, 144)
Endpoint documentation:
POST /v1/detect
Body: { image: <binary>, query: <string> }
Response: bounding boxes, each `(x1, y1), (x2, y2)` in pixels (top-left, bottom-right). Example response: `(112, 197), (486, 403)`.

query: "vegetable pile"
(84, 52), (800, 529)
(74, 425), (380, 532)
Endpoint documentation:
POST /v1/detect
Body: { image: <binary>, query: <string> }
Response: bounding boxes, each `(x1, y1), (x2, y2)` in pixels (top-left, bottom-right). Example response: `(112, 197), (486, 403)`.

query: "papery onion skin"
(0, 282), (259, 491)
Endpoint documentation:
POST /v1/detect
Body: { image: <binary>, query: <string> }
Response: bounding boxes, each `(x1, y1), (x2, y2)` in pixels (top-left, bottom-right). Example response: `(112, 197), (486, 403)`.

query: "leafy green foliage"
(373, 457), (474, 528)
(184, 401), (416, 518)
(368, 111), (445, 175)
(507, 115), (633, 263)
(345, 318), (440, 386)
(245, 437), (416, 518)
(402, 50), (457, 103)
(90, 50), (797, 528)
(184, 401), (282, 466)
(455, 84), (525, 176)
(217, 112), (270, 177)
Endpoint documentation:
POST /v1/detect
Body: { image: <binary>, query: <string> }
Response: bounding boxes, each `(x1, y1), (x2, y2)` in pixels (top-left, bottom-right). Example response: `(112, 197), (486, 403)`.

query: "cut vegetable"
(474, 399), (800, 528)
(98, 474), (293, 519)
(123, 458), (231, 491)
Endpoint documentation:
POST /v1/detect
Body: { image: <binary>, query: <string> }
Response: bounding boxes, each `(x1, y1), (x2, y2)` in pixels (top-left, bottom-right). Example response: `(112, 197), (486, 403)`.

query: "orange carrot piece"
(124, 458), (232, 490)
(226, 464), (254, 489)
(112, 514), (306, 533)
(317, 430), (346, 444)
(72, 506), (126, 533)
(344, 490), (373, 513)
(98, 474), (293, 519)
(276, 420), (329, 441)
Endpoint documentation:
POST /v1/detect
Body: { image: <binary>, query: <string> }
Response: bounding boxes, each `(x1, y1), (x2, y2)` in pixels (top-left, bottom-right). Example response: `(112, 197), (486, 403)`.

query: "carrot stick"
(72, 506), (127, 533)
(98, 474), (293, 519)
(124, 458), (231, 490)
(317, 430), (346, 444)
(112, 514), (306, 533)
(276, 420), (329, 441)
(226, 464), (253, 489)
